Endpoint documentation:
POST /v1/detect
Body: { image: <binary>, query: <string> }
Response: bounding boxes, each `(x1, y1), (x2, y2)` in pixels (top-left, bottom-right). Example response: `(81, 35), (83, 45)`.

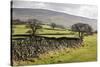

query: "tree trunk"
(79, 32), (81, 37)
(80, 32), (84, 41)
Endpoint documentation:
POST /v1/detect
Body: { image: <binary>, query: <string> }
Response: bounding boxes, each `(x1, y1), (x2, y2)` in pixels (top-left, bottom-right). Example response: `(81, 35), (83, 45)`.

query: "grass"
(12, 24), (76, 35)
(39, 35), (78, 38)
(13, 34), (97, 66)
(13, 24), (91, 37)
(12, 24), (78, 39)
(35, 34), (97, 64)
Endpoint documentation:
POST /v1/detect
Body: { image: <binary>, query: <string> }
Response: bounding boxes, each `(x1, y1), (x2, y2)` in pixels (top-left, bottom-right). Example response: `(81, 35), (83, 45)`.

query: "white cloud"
(44, 5), (97, 19)
(12, 1), (98, 19)
(78, 6), (98, 19)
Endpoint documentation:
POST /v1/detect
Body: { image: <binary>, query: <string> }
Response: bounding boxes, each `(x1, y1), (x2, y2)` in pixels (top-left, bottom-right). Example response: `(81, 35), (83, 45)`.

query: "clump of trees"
(71, 23), (93, 39)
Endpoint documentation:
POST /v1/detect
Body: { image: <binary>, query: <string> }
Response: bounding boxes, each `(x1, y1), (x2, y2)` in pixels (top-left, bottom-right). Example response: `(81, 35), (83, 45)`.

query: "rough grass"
(13, 34), (97, 66)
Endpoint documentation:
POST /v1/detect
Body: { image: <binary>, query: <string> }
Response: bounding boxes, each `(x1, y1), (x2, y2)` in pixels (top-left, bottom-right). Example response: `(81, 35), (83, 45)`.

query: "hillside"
(12, 8), (97, 31)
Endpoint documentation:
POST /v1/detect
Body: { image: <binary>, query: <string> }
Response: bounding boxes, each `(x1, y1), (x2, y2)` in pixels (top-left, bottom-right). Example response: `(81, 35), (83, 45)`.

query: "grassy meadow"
(12, 24), (78, 37)
(12, 24), (97, 66)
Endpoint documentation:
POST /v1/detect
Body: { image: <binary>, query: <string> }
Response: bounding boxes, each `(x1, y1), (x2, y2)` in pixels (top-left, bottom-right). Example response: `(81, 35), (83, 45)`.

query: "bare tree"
(71, 23), (93, 39)
(28, 19), (42, 36)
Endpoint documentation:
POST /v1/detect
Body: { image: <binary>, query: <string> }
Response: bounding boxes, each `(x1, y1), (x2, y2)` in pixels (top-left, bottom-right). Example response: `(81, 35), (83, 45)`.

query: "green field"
(12, 25), (72, 34)
(12, 24), (78, 38)
(12, 24), (97, 66)
(14, 34), (97, 65)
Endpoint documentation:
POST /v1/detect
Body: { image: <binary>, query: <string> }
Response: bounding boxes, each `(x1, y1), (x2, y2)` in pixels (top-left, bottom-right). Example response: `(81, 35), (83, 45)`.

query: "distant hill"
(12, 8), (97, 31)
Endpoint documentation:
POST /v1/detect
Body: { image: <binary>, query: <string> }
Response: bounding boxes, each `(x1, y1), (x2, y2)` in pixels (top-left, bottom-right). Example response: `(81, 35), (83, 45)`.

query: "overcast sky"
(12, 1), (98, 19)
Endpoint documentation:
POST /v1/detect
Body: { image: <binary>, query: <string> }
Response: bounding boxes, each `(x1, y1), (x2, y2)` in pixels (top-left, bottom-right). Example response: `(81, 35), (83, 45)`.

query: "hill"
(12, 8), (97, 31)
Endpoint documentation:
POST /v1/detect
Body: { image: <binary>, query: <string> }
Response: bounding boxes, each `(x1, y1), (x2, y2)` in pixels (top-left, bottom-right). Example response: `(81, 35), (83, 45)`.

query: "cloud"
(12, 1), (97, 19)
(58, 5), (98, 19)
(78, 6), (98, 19)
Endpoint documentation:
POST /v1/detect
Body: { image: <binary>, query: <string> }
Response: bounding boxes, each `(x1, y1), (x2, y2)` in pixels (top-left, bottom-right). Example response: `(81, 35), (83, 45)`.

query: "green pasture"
(12, 24), (97, 66)
(12, 24), (78, 38)
(14, 34), (97, 66)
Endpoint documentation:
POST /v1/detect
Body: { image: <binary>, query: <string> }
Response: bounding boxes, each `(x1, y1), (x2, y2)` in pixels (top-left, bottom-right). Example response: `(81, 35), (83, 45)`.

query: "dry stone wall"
(12, 36), (83, 61)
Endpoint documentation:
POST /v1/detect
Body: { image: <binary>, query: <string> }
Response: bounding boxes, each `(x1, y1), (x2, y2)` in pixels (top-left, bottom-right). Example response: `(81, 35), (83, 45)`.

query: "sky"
(12, 1), (98, 19)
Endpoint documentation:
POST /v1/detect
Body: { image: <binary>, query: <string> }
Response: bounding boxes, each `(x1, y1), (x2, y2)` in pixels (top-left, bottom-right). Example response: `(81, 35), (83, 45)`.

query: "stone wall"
(12, 36), (83, 61)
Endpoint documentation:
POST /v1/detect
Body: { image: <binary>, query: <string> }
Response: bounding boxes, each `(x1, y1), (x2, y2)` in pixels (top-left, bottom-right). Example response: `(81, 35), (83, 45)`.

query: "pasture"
(12, 24), (97, 66)
(13, 34), (97, 66)
(12, 24), (78, 37)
